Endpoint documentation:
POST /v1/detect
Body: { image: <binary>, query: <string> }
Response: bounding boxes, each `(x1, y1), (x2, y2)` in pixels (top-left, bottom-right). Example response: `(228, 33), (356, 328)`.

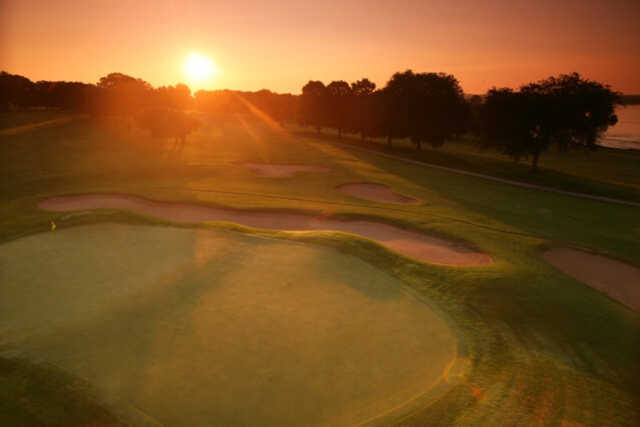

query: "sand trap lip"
(38, 194), (492, 266)
(544, 248), (640, 310)
(236, 162), (330, 177)
(337, 182), (420, 204)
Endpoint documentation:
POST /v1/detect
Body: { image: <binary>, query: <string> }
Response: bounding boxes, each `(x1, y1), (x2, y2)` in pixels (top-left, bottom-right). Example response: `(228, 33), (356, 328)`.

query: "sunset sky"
(2, 0), (639, 94)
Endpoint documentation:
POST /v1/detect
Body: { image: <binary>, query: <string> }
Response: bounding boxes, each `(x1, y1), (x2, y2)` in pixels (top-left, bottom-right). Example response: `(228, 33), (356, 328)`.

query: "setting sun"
(183, 52), (217, 85)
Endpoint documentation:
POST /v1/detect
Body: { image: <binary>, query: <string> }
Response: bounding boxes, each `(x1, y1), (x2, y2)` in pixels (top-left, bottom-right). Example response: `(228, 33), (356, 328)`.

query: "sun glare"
(183, 52), (217, 84)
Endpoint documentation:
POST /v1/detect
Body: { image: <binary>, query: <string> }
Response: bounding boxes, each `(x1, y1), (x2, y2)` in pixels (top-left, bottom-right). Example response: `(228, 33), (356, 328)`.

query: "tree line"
(0, 71), (193, 114)
(299, 71), (469, 151)
(298, 71), (622, 171)
(1, 69), (623, 171)
(0, 70), (296, 119)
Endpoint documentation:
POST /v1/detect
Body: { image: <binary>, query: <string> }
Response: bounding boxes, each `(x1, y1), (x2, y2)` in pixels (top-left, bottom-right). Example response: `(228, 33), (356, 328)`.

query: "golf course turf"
(235, 162), (330, 177)
(0, 223), (458, 426)
(337, 182), (420, 205)
(1, 113), (639, 426)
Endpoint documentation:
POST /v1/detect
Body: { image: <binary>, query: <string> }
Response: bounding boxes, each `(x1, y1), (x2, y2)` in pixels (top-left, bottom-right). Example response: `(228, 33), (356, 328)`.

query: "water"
(599, 104), (640, 150)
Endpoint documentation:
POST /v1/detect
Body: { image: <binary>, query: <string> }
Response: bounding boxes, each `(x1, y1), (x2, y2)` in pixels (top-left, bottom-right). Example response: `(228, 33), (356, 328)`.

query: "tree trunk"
(416, 140), (422, 151)
(387, 135), (392, 148)
(531, 151), (540, 172)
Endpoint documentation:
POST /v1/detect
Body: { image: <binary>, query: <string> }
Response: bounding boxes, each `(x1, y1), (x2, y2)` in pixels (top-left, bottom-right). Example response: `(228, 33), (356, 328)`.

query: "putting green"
(0, 224), (457, 427)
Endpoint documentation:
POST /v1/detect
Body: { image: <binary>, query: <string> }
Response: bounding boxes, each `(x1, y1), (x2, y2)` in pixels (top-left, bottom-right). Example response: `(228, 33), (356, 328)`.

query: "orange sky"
(2, 0), (639, 94)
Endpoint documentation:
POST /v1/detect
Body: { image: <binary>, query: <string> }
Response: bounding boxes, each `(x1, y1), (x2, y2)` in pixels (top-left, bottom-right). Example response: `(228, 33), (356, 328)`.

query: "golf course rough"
(337, 182), (420, 205)
(0, 223), (459, 427)
(38, 194), (492, 266)
(236, 162), (330, 177)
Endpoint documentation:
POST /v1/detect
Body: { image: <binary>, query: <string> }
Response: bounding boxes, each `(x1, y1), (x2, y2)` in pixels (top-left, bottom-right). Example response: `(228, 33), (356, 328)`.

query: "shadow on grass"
(0, 356), (129, 427)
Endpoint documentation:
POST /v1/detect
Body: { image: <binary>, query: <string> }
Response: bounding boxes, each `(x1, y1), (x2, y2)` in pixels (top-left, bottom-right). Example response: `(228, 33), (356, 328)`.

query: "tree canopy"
(97, 73), (154, 115)
(297, 71), (468, 149)
(383, 70), (467, 149)
(483, 73), (621, 171)
(350, 78), (377, 141)
(325, 80), (352, 137)
(300, 80), (327, 131)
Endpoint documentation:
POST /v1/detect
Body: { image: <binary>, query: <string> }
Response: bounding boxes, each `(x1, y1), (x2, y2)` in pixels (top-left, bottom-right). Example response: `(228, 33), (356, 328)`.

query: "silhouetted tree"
(383, 70), (467, 150)
(482, 88), (535, 163)
(326, 80), (353, 138)
(34, 81), (98, 112)
(155, 83), (193, 110)
(97, 73), (153, 116)
(137, 108), (201, 150)
(270, 92), (298, 125)
(300, 81), (327, 132)
(0, 71), (36, 110)
(0, 71), (101, 112)
(193, 88), (296, 125)
(621, 94), (640, 105)
(171, 110), (200, 149)
(465, 94), (484, 135)
(195, 89), (235, 114)
(482, 73), (622, 172)
(350, 78), (376, 141)
(235, 89), (296, 125)
(363, 89), (393, 146)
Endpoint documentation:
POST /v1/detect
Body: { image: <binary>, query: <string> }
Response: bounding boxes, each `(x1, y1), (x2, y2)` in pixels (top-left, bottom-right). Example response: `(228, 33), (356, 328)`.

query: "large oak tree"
(383, 70), (467, 150)
(483, 73), (621, 172)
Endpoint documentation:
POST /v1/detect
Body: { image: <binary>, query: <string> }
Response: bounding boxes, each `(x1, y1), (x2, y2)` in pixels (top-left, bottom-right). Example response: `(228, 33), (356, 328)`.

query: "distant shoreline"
(599, 103), (640, 150)
(621, 94), (640, 105)
(598, 138), (640, 151)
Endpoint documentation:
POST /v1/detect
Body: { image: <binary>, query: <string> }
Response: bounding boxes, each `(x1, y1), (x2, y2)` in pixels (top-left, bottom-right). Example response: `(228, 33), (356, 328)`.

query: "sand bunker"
(544, 248), (640, 310)
(237, 162), (329, 177)
(338, 182), (420, 204)
(39, 194), (491, 266)
(0, 224), (457, 426)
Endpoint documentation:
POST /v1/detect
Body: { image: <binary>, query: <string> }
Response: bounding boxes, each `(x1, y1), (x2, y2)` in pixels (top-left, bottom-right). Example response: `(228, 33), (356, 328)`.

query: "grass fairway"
(297, 129), (640, 203)
(0, 111), (77, 133)
(0, 223), (457, 426)
(1, 113), (639, 426)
